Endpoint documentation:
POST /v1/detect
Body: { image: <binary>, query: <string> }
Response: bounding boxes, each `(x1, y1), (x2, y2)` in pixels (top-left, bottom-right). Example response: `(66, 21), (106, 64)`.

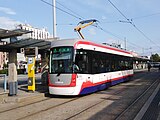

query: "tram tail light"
(70, 74), (76, 87)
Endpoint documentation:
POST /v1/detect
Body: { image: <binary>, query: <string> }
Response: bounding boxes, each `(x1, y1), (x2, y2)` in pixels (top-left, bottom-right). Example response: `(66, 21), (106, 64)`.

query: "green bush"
(0, 69), (8, 75)
(0, 69), (26, 75)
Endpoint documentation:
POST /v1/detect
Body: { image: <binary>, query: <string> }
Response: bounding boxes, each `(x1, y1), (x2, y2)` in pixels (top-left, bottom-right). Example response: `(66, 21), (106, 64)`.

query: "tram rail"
(0, 70), (159, 120)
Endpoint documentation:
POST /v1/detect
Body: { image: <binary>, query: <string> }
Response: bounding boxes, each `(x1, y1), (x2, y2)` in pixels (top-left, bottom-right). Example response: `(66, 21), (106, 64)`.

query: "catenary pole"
(52, 0), (56, 37)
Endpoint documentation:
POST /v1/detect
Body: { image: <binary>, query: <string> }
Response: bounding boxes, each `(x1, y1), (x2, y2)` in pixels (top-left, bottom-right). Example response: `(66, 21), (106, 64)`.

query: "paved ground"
(0, 74), (42, 94)
(141, 87), (160, 120)
(0, 68), (159, 120)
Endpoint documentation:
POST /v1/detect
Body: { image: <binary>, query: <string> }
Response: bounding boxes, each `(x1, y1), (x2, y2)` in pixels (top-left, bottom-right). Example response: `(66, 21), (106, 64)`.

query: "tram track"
(0, 96), (50, 113)
(16, 96), (82, 120)
(65, 71), (160, 120)
(0, 70), (159, 120)
(0, 94), (83, 120)
(17, 76), (146, 120)
(0, 82), (131, 119)
(65, 72), (159, 120)
(65, 88), (128, 120)
(114, 76), (160, 120)
(12, 80), (129, 120)
(16, 87), (128, 120)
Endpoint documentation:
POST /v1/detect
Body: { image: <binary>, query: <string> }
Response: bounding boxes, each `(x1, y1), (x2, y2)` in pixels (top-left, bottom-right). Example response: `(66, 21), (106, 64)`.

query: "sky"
(0, 0), (160, 56)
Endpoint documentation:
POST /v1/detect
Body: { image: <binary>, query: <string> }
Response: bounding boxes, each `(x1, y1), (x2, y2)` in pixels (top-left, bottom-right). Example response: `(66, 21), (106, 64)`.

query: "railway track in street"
(0, 94), (83, 120)
(65, 70), (160, 120)
(0, 69), (159, 120)
(114, 75), (160, 120)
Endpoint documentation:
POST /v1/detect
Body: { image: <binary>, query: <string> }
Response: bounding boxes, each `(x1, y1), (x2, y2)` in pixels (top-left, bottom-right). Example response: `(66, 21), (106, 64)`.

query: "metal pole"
(124, 37), (127, 50)
(4, 74), (7, 92)
(0, 74), (7, 92)
(52, 0), (56, 37)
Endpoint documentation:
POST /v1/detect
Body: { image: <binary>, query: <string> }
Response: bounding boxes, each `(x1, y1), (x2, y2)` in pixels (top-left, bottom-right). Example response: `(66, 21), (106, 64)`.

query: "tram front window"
(50, 47), (73, 74)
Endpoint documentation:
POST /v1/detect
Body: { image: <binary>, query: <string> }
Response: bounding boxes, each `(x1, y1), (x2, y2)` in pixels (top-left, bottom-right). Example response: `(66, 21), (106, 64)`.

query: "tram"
(48, 39), (133, 95)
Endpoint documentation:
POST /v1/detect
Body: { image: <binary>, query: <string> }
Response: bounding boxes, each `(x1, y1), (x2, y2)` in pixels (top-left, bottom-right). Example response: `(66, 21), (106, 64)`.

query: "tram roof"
(51, 39), (133, 57)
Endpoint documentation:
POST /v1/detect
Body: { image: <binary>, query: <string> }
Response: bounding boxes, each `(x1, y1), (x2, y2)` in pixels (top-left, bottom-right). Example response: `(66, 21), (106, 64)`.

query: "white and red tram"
(48, 39), (133, 95)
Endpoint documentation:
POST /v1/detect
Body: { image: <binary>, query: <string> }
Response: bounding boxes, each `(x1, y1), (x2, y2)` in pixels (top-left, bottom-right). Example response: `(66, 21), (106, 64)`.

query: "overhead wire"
(40, 0), (144, 51)
(131, 12), (160, 20)
(56, 1), (85, 20)
(40, 0), (83, 20)
(107, 0), (160, 48)
(100, 21), (119, 23)
(94, 21), (143, 49)
(40, 0), (125, 40)
(55, 23), (75, 26)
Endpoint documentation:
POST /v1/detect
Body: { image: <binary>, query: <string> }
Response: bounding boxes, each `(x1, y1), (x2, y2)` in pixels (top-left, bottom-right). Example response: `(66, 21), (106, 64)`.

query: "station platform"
(0, 82), (49, 114)
(0, 73), (48, 105)
(0, 83), (48, 103)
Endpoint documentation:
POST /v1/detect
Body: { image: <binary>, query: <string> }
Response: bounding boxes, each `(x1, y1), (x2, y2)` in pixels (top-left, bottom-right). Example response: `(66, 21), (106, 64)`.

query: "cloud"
(0, 17), (22, 29)
(0, 7), (16, 15)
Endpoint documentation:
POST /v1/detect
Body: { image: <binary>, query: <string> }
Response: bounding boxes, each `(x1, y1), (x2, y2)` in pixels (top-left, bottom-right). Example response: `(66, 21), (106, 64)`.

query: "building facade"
(0, 24), (51, 70)
(17, 24), (50, 40)
(0, 42), (8, 70)
(16, 24), (51, 72)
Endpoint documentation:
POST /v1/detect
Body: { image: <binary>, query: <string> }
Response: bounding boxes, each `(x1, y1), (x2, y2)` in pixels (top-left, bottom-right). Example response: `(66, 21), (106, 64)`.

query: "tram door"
(75, 50), (93, 83)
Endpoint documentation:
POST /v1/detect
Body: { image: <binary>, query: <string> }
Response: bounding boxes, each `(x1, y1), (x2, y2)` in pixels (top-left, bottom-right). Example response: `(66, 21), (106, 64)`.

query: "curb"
(134, 81), (160, 120)
(2, 92), (46, 103)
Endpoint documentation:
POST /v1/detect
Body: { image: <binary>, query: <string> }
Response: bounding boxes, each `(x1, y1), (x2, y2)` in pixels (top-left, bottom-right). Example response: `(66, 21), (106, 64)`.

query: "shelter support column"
(8, 49), (18, 96)
(41, 51), (49, 86)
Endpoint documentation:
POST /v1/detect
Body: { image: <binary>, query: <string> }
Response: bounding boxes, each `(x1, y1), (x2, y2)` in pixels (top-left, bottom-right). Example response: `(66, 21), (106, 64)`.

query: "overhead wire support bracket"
(74, 19), (98, 39)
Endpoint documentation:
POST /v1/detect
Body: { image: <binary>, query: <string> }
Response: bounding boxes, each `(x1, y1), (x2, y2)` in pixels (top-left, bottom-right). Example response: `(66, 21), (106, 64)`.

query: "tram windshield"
(50, 47), (73, 74)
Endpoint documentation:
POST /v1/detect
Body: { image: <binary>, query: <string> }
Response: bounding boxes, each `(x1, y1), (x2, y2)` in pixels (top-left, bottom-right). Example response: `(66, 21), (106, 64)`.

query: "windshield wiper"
(57, 72), (61, 76)
(56, 67), (64, 76)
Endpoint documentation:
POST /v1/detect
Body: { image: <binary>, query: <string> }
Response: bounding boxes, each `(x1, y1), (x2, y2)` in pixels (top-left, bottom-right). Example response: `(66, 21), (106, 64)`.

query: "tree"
(3, 63), (8, 69)
(150, 53), (160, 62)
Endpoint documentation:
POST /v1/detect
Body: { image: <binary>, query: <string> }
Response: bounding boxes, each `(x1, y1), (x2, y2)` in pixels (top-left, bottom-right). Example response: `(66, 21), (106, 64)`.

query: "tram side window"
(75, 50), (90, 73)
(104, 54), (112, 72)
(99, 55), (106, 73)
(119, 56), (125, 70)
(119, 60), (125, 70)
(114, 55), (120, 71)
(130, 59), (133, 69)
(92, 54), (99, 74)
(127, 58), (133, 69)
(119, 57), (133, 70)
(110, 55), (115, 72)
(92, 52), (106, 73)
(105, 59), (111, 72)
(124, 58), (129, 70)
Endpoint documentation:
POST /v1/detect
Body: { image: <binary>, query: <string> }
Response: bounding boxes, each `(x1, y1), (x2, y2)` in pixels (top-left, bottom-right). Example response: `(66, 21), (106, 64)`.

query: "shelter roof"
(0, 28), (52, 52)
(0, 28), (31, 39)
(0, 38), (51, 52)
